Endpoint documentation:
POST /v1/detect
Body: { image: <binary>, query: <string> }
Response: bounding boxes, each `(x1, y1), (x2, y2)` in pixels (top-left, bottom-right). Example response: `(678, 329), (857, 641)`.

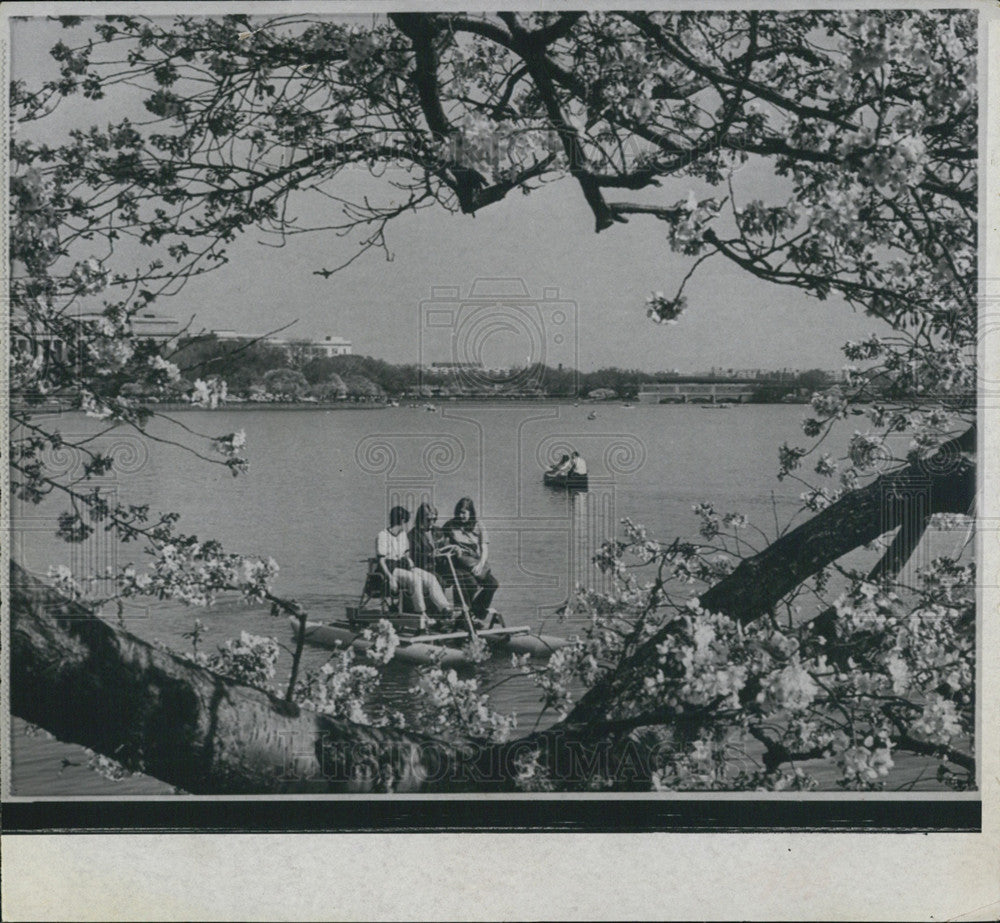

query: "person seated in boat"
(408, 502), (455, 589)
(569, 451), (587, 476)
(441, 497), (500, 628)
(547, 453), (572, 476)
(376, 506), (449, 629)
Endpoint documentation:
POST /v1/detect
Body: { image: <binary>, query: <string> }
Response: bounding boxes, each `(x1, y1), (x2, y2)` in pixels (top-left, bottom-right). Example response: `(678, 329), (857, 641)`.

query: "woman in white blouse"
(376, 505), (449, 628)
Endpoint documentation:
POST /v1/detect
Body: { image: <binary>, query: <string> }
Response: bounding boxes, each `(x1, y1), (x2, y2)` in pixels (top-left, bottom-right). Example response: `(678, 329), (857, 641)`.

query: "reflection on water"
(570, 486), (616, 595)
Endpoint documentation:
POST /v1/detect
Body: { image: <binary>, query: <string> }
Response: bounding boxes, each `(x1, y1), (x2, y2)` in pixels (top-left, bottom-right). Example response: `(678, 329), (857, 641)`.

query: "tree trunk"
(9, 561), (662, 792)
(8, 562), (485, 794)
(567, 427), (975, 724)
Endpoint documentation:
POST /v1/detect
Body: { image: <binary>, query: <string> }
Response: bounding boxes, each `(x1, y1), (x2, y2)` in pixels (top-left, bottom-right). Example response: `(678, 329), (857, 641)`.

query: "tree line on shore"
(141, 334), (847, 402)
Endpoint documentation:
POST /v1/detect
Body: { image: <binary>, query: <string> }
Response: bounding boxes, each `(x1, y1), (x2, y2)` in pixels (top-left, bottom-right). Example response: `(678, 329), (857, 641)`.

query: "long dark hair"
(453, 496), (477, 530)
(413, 502), (437, 530)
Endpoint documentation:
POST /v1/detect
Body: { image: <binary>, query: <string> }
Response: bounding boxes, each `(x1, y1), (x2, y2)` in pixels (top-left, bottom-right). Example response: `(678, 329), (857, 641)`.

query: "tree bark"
(8, 562), (486, 794)
(567, 426), (975, 724)
(9, 561), (665, 792)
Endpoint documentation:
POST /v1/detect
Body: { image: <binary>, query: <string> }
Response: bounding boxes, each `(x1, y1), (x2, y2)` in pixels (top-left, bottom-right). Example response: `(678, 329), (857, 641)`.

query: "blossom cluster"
(412, 668), (517, 742)
(645, 291), (687, 325)
(118, 538), (279, 607)
(443, 112), (563, 184)
(535, 503), (974, 790)
(204, 632), (280, 692)
(645, 605), (749, 709)
(294, 650), (382, 725)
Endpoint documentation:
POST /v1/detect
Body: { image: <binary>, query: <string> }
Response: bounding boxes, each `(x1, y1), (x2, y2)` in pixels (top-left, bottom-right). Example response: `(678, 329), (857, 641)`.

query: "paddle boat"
(292, 555), (569, 666)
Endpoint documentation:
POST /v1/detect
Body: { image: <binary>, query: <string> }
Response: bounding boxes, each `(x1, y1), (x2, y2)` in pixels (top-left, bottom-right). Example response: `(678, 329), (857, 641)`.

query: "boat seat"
(362, 568), (390, 600)
(359, 557), (405, 614)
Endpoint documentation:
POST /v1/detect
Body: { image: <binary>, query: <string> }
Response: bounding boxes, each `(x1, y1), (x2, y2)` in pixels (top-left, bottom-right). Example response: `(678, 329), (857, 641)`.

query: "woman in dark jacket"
(441, 497), (500, 626)
(409, 502), (445, 575)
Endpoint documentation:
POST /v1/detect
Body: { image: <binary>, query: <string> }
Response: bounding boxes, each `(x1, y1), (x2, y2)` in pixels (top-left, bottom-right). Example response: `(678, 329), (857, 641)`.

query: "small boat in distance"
(587, 411), (597, 420)
(424, 403), (438, 412)
(543, 470), (589, 492)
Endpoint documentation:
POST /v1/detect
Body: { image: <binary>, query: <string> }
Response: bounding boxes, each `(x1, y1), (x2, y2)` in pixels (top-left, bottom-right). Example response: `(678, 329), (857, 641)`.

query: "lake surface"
(10, 403), (966, 793)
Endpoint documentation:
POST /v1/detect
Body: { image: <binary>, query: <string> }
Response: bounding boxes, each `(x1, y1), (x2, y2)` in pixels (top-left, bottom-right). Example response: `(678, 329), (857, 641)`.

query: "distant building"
(12, 308), (179, 364)
(427, 361), (511, 376)
(321, 335), (352, 357)
(209, 331), (352, 359)
(269, 335), (352, 359)
(429, 361), (480, 373)
(705, 367), (800, 381)
(126, 311), (180, 340)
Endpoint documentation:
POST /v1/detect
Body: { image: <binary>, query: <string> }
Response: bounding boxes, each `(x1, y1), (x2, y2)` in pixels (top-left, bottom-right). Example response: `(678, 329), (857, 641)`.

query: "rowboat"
(543, 470), (589, 491)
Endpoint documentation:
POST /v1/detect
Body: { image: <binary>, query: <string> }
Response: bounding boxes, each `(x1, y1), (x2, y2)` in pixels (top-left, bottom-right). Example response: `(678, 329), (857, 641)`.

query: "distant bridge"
(637, 381), (757, 404)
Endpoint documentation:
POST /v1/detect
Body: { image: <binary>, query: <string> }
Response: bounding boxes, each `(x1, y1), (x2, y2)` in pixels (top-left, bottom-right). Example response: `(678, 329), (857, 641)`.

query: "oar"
(443, 550), (478, 641)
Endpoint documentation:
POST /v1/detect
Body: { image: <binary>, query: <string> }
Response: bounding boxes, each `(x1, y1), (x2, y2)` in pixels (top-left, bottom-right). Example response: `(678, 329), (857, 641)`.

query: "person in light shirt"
(569, 451), (587, 476)
(375, 506), (449, 629)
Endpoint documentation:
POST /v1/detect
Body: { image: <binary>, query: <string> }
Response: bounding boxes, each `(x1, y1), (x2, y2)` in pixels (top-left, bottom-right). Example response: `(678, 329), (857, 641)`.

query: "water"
(10, 403), (965, 793)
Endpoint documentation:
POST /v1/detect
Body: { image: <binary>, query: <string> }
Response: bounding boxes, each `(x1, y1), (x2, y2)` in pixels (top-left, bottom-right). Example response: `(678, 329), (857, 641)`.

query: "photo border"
(2, 0), (997, 919)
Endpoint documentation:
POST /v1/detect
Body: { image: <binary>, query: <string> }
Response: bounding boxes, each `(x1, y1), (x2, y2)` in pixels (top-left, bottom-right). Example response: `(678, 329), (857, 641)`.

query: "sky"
(10, 15), (888, 374)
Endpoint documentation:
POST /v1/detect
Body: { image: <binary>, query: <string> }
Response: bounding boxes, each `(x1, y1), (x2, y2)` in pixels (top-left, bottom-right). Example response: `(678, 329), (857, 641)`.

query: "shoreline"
(10, 397), (820, 414)
(25, 392), (966, 418)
